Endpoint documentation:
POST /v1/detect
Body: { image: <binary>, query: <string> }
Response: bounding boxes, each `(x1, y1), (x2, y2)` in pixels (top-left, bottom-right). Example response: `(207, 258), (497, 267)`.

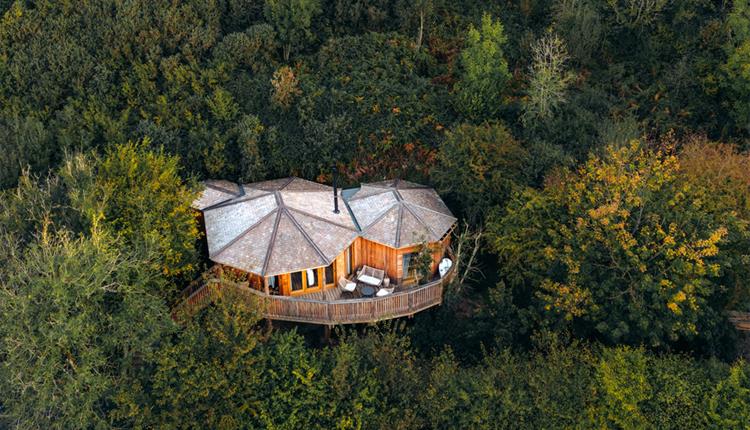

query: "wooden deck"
(174, 264), (455, 325)
(729, 311), (750, 332)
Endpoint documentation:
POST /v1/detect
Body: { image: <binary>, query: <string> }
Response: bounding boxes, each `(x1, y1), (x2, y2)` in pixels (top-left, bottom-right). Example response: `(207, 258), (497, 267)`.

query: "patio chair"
(338, 276), (356, 293)
(376, 277), (394, 297)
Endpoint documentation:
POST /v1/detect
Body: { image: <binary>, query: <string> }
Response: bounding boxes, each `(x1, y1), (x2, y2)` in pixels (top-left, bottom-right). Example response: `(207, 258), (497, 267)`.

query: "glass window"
(324, 263), (334, 285)
(402, 252), (417, 278)
(266, 275), (279, 291)
(291, 272), (303, 291)
(306, 268), (318, 287)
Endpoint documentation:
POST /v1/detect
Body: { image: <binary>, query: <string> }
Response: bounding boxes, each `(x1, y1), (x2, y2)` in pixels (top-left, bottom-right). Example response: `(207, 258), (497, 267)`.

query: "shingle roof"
(194, 177), (358, 277)
(346, 179), (457, 248)
(193, 177), (456, 276)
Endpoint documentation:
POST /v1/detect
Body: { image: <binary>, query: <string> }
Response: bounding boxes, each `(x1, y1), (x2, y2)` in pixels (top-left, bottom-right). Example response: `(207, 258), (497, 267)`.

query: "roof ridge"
(260, 210), (283, 276)
(403, 200), (456, 220)
(285, 206), (358, 232)
(212, 208), (278, 259)
(349, 185), (390, 200)
(341, 191), (362, 231)
(204, 181), (243, 196)
(402, 202), (438, 239)
(394, 204), (404, 248)
(202, 190), (273, 211)
(393, 179), (431, 190)
(283, 208), (330, 264)
(360, 201), (399, 232)
(279, 177), (297, 190)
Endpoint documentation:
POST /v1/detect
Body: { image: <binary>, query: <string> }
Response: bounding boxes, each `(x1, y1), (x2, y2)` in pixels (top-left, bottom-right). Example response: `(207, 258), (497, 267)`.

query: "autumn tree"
(522, 34), (575, 124)
(270, 65), (302, 108)
(678, 139), (750, 311)
(488, 141), (744, 350)
(454, 13), (511, 121)
(61, 141), (200, 282)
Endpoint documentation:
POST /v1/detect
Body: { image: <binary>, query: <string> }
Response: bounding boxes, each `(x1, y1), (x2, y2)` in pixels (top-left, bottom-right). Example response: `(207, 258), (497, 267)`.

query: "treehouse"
(185, 177), (457, 324)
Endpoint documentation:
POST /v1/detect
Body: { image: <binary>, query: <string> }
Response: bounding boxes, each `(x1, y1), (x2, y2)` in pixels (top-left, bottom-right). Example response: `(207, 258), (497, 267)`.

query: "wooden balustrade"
(729, 311), (750, 332)
(174, 264), (454, 325)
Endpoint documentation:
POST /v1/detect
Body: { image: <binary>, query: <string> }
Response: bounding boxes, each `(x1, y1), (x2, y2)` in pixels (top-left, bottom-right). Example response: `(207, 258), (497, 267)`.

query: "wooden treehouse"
(176, 177), (457, 325)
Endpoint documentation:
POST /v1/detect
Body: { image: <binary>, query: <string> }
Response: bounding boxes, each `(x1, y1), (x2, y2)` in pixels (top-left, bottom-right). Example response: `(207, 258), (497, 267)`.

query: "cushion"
(358, 274), (380, 286)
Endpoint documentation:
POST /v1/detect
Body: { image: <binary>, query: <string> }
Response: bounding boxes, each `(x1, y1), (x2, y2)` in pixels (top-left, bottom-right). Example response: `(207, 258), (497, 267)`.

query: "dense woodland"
(1, 0), (750, 428)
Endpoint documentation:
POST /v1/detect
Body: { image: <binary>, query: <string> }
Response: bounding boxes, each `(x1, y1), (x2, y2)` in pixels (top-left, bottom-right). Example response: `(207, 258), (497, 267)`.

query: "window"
(402, 252), (418, 279)
(291, 272), (303, 291)
(306, 268), (318, 287)
(265, 275), (280, 293)
(290, 269), (321, 294)
(324, 263), (335, 286)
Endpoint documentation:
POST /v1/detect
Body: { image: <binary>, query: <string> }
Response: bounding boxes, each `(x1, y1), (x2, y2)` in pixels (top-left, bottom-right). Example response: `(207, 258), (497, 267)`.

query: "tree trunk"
(416, 10), (424, 51)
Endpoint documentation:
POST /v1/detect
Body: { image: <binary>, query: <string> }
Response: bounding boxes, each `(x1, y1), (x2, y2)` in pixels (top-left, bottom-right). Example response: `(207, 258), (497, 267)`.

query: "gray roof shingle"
(193, 177), (456, 276)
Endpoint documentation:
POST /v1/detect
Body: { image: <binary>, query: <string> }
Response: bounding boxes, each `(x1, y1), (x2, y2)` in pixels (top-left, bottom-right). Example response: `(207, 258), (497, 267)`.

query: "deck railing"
(729, 311), (750, 332)
(174, 263), (454, 325)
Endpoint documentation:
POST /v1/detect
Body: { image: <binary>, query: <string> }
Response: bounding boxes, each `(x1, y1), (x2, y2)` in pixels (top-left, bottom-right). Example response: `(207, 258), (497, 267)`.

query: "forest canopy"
(1, 0), (750, 428)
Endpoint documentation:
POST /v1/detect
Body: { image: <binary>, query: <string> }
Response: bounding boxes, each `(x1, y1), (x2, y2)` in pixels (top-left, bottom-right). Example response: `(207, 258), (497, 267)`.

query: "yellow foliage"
(667, 302), (680, 314)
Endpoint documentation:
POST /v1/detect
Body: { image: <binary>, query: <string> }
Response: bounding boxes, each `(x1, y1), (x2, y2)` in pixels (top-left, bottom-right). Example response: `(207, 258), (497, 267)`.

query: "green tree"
(264, 0), (321, 62)
(233, 114), (268, 183)
(331, 327), (422, 428)
(594, 347), (652, 428)
(708, 361), (750, 429)
(552, 0), (603, 66)
(395, 0), (434, 50)
(0, 113), (52, 189)
(252, 330), (331, 428)
(722, 0), (750, 134)
(139, 291), (266, 428)
(606, 0), (670, 29)
(414, 240), (436, 285)
(432, 122), (530, 222)
(0, 231), (173, 429)
(454, 13), (511, 121)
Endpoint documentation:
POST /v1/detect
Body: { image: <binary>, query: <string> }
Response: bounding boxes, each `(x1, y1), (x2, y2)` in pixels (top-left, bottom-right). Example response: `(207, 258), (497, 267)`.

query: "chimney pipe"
(332, 166), (340, 214)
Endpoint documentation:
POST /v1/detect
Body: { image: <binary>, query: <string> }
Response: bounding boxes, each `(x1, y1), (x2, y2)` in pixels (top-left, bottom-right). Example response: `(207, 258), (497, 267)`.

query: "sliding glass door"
(290, 268), (325, 295)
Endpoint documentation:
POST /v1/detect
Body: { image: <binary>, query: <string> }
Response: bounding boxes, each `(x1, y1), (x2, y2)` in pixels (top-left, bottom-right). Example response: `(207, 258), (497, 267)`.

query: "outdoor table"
(360, 285), (376, 298)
